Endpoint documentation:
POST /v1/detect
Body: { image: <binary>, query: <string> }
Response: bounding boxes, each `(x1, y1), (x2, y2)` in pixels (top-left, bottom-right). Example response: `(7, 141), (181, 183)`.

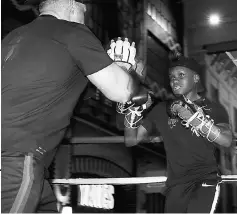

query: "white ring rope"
(52, 175), (237, 185)
(52, 176), (167, 185)
(221, 175), (237, 182)
(71, 136), (162, 144)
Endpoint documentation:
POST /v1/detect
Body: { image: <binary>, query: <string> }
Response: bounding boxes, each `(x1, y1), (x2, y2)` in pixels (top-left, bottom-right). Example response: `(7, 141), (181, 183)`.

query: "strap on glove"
(167, 96), (221, 142)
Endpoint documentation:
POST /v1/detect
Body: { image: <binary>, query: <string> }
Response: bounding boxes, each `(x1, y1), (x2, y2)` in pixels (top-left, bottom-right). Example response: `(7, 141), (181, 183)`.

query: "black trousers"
(165, 180), (221, 213)
(1, 151), (58, 213)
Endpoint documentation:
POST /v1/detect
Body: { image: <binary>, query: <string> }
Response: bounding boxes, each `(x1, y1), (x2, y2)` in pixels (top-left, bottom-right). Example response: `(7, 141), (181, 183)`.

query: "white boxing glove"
(107, 37), (136, 71)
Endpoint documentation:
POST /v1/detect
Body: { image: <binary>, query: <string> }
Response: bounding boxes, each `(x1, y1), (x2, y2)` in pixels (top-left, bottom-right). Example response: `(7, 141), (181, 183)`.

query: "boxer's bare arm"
(124, 125), (150, 147)
(87, 62), (137, 103)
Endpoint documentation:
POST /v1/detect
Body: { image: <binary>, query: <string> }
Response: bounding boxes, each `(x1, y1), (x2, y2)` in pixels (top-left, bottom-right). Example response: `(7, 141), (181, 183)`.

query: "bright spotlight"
(208, 14), (221, 26)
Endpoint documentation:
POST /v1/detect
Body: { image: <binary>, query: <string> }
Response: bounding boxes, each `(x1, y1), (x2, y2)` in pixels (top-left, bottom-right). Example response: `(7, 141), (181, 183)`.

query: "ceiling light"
(208, 14), (221, 26)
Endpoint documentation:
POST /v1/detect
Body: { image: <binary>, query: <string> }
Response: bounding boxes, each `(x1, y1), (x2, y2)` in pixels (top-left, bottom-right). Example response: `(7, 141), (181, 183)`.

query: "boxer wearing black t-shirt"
(1, 0), (142, 212)
(1, 15), (113, 156)
(142, 99), (228, 213)
(124, 57), (233, 213)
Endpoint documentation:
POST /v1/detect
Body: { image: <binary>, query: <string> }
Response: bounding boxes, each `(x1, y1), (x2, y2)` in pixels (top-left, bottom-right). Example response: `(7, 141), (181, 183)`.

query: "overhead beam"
(203, 41), (237, 54)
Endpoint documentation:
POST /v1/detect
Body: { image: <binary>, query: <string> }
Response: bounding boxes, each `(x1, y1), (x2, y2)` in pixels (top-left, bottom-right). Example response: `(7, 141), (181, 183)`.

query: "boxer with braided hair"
(122, 56), (233, 213)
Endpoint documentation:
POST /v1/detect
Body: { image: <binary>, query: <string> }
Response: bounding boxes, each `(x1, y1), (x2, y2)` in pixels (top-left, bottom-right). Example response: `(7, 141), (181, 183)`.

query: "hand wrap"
(167, 97), (221, 142)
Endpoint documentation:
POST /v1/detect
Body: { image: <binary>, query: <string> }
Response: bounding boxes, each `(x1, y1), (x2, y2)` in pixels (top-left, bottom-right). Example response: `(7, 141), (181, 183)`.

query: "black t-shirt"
(1, 15), (113, 153)
(142, 98), (229, 187)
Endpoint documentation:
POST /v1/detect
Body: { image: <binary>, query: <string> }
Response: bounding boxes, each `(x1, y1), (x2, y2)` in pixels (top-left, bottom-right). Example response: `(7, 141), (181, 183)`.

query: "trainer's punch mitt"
(107, 37), (146, 78)
(107, 37), (136, 70)
(107, 37), (147, 111)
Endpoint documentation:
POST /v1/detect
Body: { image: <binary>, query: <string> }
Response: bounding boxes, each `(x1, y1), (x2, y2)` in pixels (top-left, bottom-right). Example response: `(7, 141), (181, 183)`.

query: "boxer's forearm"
(111, 65), (140, 104)
(125, 70), (150, 106)
(124, 127), (139, 147)
(124, 121), (156, 147)
(189, 118), (233, 147)
(212, 123), (233, 147)
(125, 73), (140, 102)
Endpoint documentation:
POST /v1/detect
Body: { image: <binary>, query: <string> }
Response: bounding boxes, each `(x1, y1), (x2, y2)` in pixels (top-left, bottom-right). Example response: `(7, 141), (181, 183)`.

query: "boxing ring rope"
(54, 135), (237, 214)
(70, 135), (165, 158)
(71, 136), (162, 144)
(52, 175), (237, 185)
(52, 176), (167, 185)
(63, 135), (237, 185)
(71, 136), (125, 144)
